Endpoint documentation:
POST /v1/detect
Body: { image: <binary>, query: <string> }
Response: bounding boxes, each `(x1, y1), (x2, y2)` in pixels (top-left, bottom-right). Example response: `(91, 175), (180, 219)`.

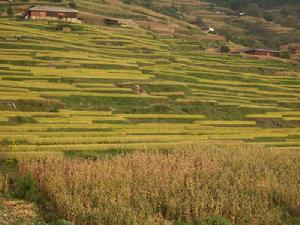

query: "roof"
(241, 48), (280, 53)
(29, 6), (78, 13)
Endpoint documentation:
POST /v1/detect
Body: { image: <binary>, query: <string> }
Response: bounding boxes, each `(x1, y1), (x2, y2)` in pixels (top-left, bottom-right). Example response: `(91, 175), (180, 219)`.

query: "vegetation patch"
(20, 145), (300, 225)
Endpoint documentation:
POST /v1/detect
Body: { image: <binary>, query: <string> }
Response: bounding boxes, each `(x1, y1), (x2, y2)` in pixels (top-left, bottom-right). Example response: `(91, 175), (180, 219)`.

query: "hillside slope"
(5, 0), (299, 52)
(121, 0), (300, 50)
(0, 18), (300, 158)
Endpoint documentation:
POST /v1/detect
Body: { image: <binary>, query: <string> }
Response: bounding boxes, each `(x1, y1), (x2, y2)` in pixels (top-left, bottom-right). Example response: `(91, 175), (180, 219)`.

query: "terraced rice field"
(0, 18), (300, 158)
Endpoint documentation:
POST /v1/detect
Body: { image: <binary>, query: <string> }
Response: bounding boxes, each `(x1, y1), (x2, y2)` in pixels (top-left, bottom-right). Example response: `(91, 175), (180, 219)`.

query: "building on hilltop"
(23, 6), (80, 23)
(237, 48), (280, 57)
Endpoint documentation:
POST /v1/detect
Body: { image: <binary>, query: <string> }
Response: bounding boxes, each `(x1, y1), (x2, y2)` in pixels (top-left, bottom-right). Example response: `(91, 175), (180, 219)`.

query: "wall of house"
(245, 50), (279, 57)
(292, 48), (300, 54)
(29, 11), (80, 23)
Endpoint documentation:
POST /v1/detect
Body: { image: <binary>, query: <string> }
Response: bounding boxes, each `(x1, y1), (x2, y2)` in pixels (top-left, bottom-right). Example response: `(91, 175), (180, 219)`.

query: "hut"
(23, 6), (80, 23)
(104, 18), (120, 26)
(202, 26), (215, 32)
(291, 47), (300, 54)
(241, 48), (280, 57)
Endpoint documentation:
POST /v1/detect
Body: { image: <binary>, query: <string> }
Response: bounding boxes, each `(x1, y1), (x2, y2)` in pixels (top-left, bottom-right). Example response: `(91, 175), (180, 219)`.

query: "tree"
(69, 1), (77, 9)
(193, 16), (206, 27)
(247, 3), (263, 17)
(220, 45), (231, 53)
(7, 7), (13, 16)
(122, 0), (132, 4)
(229, 0), (249, 11)
(263, 12), (273, 21)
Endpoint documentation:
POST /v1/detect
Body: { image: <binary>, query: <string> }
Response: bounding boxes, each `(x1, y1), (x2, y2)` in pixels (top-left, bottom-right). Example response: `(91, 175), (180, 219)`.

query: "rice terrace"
(0, 0), (300, 224)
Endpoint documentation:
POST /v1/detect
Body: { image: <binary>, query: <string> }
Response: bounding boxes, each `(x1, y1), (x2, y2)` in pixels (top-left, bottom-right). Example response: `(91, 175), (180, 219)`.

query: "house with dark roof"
(24, 6), (80, 23)
(238, 48), (280, 57)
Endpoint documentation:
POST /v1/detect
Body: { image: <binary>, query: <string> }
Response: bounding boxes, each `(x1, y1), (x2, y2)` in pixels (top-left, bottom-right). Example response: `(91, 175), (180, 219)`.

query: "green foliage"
(220, 45), (231, 53)
(8, 116), (37, 125)
(246, 3), (263, 17)
(263, 11), (273, 21)
(122, 0), (132, 4)
(210, 0), (299, 10)
(48, 21), (84, 32)
(280, 51), (290, 59)
(157, 5), (178, 17)
(33, 219), (47, 225)
(203, 216), (232, 225)
(210, 0), (299, 30)
(0, 99), (64, 112)
(13, 173), (43, 203)
(218, 25), (257, 47)
(0, 138), (13, 147)
(69, 2), (77, 9)
(6, 7), (13, 16)
(51, 219), (74, 225)
(193, 16), (206, 27)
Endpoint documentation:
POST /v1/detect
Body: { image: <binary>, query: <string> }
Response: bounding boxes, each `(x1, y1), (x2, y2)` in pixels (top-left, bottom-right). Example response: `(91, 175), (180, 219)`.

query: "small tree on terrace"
(194, 15), (206, 27)
(220, 45), (231, 53)
(69, 1), (77, 9)
(7, 7), (13, 16)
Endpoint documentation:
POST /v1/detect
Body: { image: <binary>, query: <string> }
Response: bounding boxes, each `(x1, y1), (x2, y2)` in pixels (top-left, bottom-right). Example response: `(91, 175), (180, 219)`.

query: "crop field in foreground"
(0, 18), (300, 157)
(19, 144), (300, 225)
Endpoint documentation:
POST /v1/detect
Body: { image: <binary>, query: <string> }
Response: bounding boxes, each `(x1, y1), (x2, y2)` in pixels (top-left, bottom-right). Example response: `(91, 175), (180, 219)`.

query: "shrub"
(203, 216), (233, 225)
(51, 219), (74, 225)
(9, 116), (37, 124)
(7, 6), (13, 16)
(193, 16), (206, 27)
(13, 173), (34, 199)
(69, 2), (77, 9)
(220, 45), (230, 53)
(13, 173), (43, 204)
(280, 51), (290, 59)
(122, 0), (132, 4)
(263, 12), (273, 21)
(246, 3), (263, 17)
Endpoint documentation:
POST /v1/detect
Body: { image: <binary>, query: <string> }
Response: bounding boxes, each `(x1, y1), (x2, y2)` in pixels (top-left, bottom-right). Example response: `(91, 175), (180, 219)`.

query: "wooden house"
(242, 48), (280, 57)
(104, 18), (120, 26)
(291, 47), (300, 54)
(23, 6), (80, 23)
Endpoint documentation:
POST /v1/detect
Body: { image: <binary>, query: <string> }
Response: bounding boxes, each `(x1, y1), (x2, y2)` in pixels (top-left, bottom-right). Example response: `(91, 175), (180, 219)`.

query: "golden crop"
(19, 144), (300, 225)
